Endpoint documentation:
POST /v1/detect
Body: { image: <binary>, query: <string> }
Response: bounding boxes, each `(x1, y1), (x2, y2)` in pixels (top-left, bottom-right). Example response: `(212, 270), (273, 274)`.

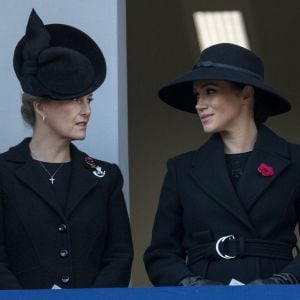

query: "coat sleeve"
(279, 181), (300, 280)
(92, 164), (133, 287)
(0, 177), (23, 289)
(144, 159), (194, 286)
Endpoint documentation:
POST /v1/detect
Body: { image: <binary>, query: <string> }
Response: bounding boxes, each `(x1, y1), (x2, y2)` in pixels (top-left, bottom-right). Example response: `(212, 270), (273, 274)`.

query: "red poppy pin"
(85, 156), (96, 168)
(84, 156), (106, 178)
(257, 163), (274, 177)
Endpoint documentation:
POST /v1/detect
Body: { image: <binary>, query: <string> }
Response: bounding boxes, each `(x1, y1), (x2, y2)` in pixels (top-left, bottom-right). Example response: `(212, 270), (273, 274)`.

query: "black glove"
(178, 276), (223, 286)
(249, 273), (299, 285)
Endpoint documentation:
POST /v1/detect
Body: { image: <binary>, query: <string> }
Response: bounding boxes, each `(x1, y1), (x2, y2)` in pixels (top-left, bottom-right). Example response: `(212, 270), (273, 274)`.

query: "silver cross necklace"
(38, 161), (64, 184)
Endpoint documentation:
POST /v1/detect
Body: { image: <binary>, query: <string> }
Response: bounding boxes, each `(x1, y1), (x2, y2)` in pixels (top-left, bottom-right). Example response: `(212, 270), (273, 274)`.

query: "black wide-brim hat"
(14, 9), (106, 100)
(158, 43), (291, 116)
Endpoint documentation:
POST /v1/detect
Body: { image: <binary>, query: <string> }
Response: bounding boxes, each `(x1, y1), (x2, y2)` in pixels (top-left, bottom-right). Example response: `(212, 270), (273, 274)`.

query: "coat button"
(59, 249), (69, 257)
(58, 224), (67, 232)
(61, 275), (70, 284)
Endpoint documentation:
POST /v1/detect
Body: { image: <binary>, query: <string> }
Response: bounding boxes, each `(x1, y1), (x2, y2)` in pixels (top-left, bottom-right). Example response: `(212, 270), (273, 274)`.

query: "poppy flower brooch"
(85, 156), (106, 178)
(257, 163), (274, 177)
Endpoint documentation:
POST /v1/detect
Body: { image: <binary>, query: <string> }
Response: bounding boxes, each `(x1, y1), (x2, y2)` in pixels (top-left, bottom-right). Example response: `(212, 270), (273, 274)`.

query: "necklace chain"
(38, 161), (64, 184)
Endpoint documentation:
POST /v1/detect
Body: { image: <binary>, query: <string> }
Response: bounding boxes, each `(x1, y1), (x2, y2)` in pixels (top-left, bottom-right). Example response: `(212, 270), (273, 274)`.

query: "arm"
(92, 164), (133, 287)
(0, 179), (23, 289)
(250, 181), (300, 285)
(144, 159), (194, 286)
(276, 181), (300, 280)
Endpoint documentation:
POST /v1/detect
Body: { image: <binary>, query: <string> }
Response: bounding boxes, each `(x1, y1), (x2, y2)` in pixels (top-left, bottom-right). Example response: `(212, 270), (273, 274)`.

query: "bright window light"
(193, 11), (250, 50)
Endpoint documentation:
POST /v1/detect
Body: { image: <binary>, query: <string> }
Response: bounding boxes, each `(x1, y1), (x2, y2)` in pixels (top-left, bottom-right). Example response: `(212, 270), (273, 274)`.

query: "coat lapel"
(236, 125), (291, 210)
(190, 134), (255, 232)
(5, 139), (104, 220)
(64, 144), (102, 218)
(5, 138), (65, 219)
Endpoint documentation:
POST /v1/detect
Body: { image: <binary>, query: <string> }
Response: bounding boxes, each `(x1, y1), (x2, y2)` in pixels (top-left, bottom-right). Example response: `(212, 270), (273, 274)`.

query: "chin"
(70, 134), (86, 141)
(202, 126), (216, 134)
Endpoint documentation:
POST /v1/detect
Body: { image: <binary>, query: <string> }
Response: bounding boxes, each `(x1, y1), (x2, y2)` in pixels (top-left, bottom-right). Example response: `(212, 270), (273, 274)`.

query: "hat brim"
(158, 67), (291, 116)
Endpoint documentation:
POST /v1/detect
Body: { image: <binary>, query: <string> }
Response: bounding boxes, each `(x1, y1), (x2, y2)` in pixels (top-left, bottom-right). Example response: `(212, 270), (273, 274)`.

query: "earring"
(42, 115), (46, 121)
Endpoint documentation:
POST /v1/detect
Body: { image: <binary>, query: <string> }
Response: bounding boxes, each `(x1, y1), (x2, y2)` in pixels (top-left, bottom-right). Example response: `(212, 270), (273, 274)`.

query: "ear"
(33, 101), (47, 120)
(241, 85), (255, 103)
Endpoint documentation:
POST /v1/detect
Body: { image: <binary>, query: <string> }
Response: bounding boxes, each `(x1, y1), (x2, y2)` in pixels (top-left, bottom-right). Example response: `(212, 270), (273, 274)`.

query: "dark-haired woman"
(144, 43), (300, 286)
(0, 10), (133, 289)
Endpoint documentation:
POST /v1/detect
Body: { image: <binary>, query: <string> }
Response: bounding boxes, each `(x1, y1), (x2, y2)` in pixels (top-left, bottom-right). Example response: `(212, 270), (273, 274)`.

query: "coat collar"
(190, 133), (255, 231)
(5, 138), (65, 219)
(4, 138), (103, 219)
(189, 125), (290, 232)
(4, 137), (32, 162)
(236, 125), (290, 210)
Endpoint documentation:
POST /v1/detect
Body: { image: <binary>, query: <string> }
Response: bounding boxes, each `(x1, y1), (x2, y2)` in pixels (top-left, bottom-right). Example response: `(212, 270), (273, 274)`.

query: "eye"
(206, 88), (216, 95)
(87, 97), (93, 103)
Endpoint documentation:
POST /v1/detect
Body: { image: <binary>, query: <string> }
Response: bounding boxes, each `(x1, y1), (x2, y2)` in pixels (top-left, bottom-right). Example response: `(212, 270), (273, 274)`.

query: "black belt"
(187, 235), (294, 264)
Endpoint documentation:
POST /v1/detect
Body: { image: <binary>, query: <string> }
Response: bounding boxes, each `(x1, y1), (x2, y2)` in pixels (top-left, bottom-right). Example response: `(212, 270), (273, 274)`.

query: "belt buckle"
(215, 235), (236, 259)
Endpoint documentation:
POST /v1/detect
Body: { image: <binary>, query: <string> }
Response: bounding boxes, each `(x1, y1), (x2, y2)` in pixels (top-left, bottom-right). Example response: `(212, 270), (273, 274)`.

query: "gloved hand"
(178, 276), (223, 286)
(248, 273), (298, 285)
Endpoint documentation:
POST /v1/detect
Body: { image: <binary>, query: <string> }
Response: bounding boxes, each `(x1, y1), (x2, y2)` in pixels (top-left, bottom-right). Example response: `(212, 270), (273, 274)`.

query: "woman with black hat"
(144, 43), (300, 286)
(0, 10), (133, 289)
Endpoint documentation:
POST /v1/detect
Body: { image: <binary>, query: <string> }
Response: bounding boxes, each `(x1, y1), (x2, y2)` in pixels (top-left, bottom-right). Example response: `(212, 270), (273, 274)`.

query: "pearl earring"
(42, 116), (46, 121)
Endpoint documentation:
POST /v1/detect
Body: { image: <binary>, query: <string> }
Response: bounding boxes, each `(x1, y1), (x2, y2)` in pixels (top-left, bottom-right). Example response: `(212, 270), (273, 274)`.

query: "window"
(193, 11), (249, 50)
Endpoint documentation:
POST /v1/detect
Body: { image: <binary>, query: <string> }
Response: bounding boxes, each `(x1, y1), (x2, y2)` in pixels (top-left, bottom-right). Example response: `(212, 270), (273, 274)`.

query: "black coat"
(0, 139), (133, 289)
(144, 126), (300, 286)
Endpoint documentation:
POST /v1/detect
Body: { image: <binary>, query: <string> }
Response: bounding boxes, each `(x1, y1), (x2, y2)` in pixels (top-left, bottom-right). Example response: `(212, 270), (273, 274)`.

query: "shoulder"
(168, 149), (198, 165)
(166, 148), (204, 174)
(71, 145), (123, 182)
(92, 157), (123, 179)
(264, 126), (300, 156)
(257, 126), (300, 154)
(0, 139), (31, 172)
(288, 142), (300, 161)
(0, 138), (30, 159)
(167, 134), (216, 167)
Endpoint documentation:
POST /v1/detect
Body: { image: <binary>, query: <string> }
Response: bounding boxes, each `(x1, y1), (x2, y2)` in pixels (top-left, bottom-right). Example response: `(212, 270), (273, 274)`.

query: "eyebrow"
(194, 81), (220, 90)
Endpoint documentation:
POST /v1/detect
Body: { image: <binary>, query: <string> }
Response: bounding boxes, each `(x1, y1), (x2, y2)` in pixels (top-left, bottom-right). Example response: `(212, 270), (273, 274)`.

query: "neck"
(29, 134), (71, 163)
(220, 122), (258, 154)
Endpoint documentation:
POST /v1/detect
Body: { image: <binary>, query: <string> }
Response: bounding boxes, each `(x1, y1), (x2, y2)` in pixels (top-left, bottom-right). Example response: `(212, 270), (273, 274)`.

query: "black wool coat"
(0, 138), (133, 289)
(144, 125), (300, 286)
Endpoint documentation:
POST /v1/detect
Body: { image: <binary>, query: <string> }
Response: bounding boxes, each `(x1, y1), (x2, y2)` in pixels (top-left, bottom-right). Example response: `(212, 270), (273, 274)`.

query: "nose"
(195, 96), (208, 111)
(81, 102), (91, 116)
(79, 98), (91, 116)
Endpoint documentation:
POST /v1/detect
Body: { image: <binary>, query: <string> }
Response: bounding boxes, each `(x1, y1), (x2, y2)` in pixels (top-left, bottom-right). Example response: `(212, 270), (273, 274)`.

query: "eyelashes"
(72, 95), (93, 104)
(193, 88), (216, 100)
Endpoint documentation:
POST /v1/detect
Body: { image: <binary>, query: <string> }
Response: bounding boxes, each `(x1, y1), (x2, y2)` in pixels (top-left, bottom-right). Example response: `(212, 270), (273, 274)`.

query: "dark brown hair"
(230, 82), (270, 126)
